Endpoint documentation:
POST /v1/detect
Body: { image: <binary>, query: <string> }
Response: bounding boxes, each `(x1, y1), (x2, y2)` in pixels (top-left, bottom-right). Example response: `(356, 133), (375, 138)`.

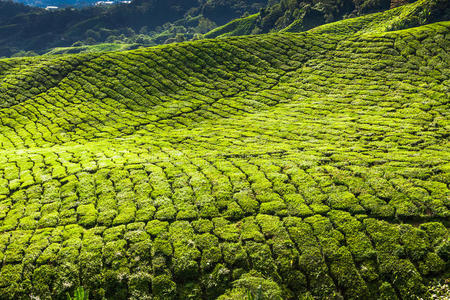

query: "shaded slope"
(0, 0), (267, 57)
(0, 16), (449, 300)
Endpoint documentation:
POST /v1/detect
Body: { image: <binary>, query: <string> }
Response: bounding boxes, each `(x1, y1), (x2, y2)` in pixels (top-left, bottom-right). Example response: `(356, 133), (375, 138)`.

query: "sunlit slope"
(0, 21), (449, 299)
(206, 0), (449, 39)
(0, 33), (338, 148)
(204, 13), (259, 39)
(307, 0), (448, 35)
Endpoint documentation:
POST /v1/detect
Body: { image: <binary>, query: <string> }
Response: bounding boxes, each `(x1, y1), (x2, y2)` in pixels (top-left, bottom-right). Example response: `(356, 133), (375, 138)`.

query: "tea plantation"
(0, 2), (449, 299)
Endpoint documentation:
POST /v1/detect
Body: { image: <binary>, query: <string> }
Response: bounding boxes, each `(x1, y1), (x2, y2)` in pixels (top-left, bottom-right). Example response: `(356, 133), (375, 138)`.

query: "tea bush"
(0, 3), (448, 299)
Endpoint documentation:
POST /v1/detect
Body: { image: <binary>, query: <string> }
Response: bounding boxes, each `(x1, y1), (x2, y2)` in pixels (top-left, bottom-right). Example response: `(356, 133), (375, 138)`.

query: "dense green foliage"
(0, 2), (449, 299)
(67, 287), (89, 300)
(0, 0), (266, 57)
(205, 0), (449, 38)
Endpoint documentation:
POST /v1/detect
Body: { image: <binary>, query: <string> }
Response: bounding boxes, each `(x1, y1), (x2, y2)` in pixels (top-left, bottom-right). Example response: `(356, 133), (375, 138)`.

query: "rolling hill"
(0, 1), (449, 299)
(0, 0), (266, 57)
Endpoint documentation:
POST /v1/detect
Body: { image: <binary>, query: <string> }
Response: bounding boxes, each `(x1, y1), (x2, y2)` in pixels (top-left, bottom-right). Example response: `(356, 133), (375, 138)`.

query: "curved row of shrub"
(0, 10), (448, 300)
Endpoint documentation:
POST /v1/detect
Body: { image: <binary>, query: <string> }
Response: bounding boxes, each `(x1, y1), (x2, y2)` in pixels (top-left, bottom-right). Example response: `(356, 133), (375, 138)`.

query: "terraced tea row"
(0, 33), (340, 149)
(0, 14), (448, 300)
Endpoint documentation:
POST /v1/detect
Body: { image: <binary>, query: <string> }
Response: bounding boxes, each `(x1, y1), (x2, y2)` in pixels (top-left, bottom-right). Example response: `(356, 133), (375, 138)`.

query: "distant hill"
(0, 0), (267, 57)
(13, 0), (100, 8)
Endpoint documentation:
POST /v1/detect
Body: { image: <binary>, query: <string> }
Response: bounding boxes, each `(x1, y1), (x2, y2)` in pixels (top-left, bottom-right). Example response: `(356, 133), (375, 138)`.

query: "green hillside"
(43, 43), (142, 56)
(0, 4), (449, 300)
(204, 13), (260, 38)
(205, 0), (450, 38)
